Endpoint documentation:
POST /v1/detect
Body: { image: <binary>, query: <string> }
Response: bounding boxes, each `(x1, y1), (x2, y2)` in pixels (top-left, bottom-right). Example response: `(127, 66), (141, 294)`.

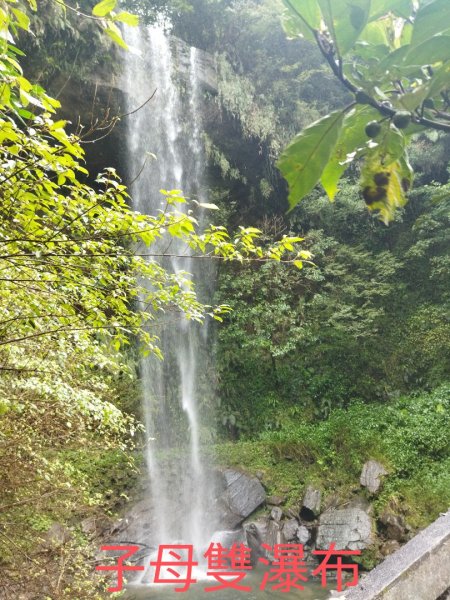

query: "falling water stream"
(121, 22), (328, 600)
(123, 21), (216, 569)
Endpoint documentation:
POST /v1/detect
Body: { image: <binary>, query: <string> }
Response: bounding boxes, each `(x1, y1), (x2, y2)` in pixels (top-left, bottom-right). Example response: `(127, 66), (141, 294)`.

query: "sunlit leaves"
(91, 0), (138, 45)
(92, 0), (117, 17)
(104, 24), (129, 49)
(361, 148), (412, 224)
(279, 0), (450, 222)
(113, 11), (139, 26)
(277, 110), (346, 209)
(321, 105), (379, 200)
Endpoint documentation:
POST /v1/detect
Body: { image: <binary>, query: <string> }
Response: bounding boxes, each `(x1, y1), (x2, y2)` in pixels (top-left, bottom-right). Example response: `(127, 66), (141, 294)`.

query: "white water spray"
(122, 23), (216, 575)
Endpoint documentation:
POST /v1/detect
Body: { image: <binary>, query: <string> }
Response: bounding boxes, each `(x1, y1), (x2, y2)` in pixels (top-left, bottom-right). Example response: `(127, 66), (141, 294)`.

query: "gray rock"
(109, 498), (157, 547)
(243, 518), (269, 565)
(297, 525), (310, 545)
(42, 523), (72, 549)
(380, 511), (406, 542)
(81, 515), (113, 538)
(380, 539), (401, 557)
(301, 485), (322, 520)
(216, 469), (266, 529)
(244, 517), (285, 561)
(282, 518), (299, 541)
(267, 495), (285, 506)
(360, 460), (388, 494)
(270, 507), (283, 522)
(266, 520), (285, 548)
(316, 508), (372, 551)
(171, 37), (218, 93)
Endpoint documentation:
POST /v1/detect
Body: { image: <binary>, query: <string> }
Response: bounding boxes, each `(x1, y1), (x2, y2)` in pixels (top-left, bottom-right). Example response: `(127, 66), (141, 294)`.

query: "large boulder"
(297, 525), (310, 545)
(270, 507), (283, 522)
(41, 523), (72, 549)
(300, 485), (322, 520)
(360, 460), (388, 494)
(380, 510), (406, 542)
(283, 518), (299, 541)
(267, 495), (285, 506)
(316, 507), (373, 551)
(216, 469), (266, 529)
(109, 498), (157, 549)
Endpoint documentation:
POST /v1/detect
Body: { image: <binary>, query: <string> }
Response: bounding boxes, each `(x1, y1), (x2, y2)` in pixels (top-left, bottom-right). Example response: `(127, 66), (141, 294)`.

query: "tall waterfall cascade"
(122, 23), (218, 577)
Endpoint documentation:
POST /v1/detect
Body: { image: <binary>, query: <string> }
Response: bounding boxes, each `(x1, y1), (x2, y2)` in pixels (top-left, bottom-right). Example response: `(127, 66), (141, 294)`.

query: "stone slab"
(330, 511), (450, 600)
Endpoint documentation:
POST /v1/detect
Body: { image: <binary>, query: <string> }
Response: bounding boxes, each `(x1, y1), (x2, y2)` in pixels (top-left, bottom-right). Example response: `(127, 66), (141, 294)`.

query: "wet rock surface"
(216, 468), (266, 529)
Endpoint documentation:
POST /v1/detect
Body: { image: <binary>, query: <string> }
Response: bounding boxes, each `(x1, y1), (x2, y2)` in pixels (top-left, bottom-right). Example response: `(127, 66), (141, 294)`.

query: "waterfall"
(122, 23), (216, 573)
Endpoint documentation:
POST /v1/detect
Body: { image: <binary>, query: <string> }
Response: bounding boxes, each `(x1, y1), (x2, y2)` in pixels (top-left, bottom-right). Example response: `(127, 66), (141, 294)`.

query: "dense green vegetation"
(214, 383), (450, 528)
(1, 0), (449, 597)
(0, 1), (305, 596)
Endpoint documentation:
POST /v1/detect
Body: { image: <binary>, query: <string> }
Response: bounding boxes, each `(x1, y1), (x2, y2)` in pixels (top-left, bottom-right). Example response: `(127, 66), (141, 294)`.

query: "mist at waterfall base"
(120, 23), (329, 599)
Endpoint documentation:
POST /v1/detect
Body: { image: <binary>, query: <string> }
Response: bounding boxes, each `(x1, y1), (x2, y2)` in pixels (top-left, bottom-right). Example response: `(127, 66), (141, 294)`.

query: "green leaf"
(318, 0), (372, 56)
(425, 59), (450, 99)
(411, 0), (450, 48)
(283, 0), (321, 30)
(321, 105), (379, 200)
(282, 10), (314, 41)
(105, 26), (128, 49)
(398, 85), (431, 111)
(12, 8), (31, 31)
(277, 109), (346, 210)
(369, 0), (412, 21)
(92, 0), (117, 17)
(113, 11), (139, 26)
(0, 84), (11, 106)
(359, 20), (391, 47)
(361, 153), (408, 224)
(380, 125), (406, 166)
(404, 35), (450, 66)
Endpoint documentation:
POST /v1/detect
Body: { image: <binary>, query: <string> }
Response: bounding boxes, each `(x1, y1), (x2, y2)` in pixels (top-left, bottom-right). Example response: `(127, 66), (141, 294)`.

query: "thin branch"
(314, 31), (450, 134)
(118, 89), (157, 118)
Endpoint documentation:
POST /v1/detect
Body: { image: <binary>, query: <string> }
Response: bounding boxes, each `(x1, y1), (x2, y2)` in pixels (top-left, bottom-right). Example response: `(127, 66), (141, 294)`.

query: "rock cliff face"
(45, 35), (218, 180)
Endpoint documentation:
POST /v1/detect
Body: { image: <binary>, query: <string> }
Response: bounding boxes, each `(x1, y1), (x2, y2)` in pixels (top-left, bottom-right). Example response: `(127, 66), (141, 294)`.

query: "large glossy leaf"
(321, 105), (379, 200)
(282, 0), (321, 41)
(359, 20), (391, 47)
(282, 10), (315, 41)
(369, 0), (413, 20)
(411, 0), (450, 48)
(277, 110), (345, 210)
(318, 0), (372, 56)
(425, 59), (450, 99)
(404, 36), (450, 66)
(283, 0), (321, 30)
